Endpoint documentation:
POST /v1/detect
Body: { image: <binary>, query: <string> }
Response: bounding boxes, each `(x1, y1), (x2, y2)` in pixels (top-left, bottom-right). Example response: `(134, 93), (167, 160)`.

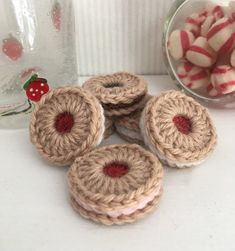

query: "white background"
(1, 76), (235, 251)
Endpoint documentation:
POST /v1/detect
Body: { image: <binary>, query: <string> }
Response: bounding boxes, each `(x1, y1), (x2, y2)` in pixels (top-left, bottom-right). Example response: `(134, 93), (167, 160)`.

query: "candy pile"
(167, 2), (235, 97)
(29, 72), (217, 225)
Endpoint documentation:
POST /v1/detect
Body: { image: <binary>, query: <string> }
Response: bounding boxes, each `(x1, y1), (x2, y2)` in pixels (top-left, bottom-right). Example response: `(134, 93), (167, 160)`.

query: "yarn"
(140, 90), (217, 168)
(103, 116), (115, 140)
(30, 86), (105, 166)
(67, 144), (163, 225)
(83, 72), (148, 116)
(114, 95), (152, 144)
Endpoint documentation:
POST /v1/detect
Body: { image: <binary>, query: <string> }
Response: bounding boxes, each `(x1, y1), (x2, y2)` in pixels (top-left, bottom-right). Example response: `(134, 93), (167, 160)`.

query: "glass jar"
(163, 0), (235, 108)
(0, 0), (77, 128)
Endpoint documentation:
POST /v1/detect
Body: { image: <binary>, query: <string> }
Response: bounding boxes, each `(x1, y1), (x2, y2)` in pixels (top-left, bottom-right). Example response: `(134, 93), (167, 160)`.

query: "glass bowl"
(163, 0), (235, 108)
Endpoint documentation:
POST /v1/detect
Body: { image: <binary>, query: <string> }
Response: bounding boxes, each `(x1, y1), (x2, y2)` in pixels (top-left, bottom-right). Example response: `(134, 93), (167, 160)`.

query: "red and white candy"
(186, 37), (217, 67)
(204, 4), (225, 20)
(167, 3), (235, 98)
(185, 13), (206, 37)
(201, 15), (216, 37)
(168, 30), (195, 60)
(177, 61), (209, 89)
(211, 65), (235, 95)
(207, 17), (235, 54)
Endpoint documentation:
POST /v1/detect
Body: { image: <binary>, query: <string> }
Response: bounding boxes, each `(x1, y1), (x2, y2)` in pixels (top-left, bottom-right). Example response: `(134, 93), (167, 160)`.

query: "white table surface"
(1, 75), (235, 251)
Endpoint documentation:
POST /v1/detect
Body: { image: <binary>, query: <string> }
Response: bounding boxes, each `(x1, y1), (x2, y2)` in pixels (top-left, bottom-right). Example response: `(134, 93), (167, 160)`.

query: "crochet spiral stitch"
(140, 90), (217, 168)
(30, 86), (105, 166)
(83, 72), (148, 116)
(68, 144), (163, 225)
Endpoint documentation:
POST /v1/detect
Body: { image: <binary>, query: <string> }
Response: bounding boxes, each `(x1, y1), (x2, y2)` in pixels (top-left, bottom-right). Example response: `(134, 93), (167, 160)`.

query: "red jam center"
(173, 115), (191, 135)
(103, 162), (129, 178)
(55, 112), (74, 134)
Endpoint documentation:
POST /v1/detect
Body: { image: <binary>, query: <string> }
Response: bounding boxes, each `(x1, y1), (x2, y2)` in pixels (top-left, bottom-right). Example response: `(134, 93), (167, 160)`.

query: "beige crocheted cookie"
(68, 144), (163, 225)
(114, 95), (152, 145)
(83, 72), (148, 117)
(140, 90), (217, 168)
(103, 116), (115, 140)
(30, 86), (105, 166)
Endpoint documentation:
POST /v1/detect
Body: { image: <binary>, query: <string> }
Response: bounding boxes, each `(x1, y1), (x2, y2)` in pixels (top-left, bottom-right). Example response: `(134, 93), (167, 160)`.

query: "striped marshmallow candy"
(201, 16), (216, 37)
(207, 17), (235, 54)
(177, 61), (209, 89)
(186, 36), (217, 67)
(168, 30), (195, 60)
(185, 13), (206, 37)
(200, 4), (224, 37)
(204, 3), (225, 20)
(211, 65), (235, 95)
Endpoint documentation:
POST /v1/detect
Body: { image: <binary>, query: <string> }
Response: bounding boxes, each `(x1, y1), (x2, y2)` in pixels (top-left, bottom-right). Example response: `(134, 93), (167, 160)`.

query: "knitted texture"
(140, 90), (217, 168)
(83, 72), (148, 116)
(30, 86), (105, 166)
(67, 144), (163, 225)
(114, 95), (152, 144)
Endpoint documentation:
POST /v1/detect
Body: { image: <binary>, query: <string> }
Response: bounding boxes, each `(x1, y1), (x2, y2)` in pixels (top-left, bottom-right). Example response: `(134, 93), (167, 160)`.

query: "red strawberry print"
(52, 1), (61, 31)
(24, 74), (49, 102)
(2, 35), (23, 61)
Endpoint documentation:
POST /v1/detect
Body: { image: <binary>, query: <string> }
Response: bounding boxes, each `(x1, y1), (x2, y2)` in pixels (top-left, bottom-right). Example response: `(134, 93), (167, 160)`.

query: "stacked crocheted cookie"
(83, 72), (148, 117)
(141, 90), (217, 168)
(68, 144), (163, 225)
(103, 116), (115, 139)
(30, 87), (105, 166)
(114, 95), (152, 145)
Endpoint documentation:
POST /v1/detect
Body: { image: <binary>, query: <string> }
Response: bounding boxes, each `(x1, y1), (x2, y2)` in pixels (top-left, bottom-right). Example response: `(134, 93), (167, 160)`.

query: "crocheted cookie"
(114, 95), (152, 145)
(140, 90), (217, 168)
(68, 144), (163, 225)
(103, 116), (115, 139)
(83, 72), (148, 117)
(30, 87), (105, 166)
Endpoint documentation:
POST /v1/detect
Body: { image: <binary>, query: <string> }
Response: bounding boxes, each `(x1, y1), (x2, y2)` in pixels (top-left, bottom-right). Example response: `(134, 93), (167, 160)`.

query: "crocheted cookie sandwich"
(115, 109), (143, 145)
(30, 86), (105, 166)
(114, 95), (152, 145)
(103, 116), (115, 140)
(83, 72), (148, 117)
(140, 90), (217, 168)
(68, 144), (163, 225)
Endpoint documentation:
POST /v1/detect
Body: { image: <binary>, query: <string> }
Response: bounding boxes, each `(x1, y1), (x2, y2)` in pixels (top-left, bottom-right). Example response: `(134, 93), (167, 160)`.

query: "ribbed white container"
(74, 0), (174, 76)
